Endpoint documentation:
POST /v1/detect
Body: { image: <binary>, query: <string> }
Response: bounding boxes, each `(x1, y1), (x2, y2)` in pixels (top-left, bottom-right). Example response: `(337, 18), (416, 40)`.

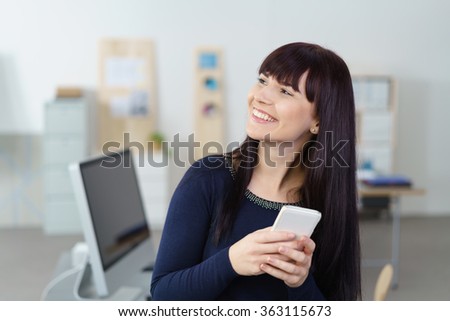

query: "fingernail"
(288, 233), (296, 239)
(279, 246), (286, 253)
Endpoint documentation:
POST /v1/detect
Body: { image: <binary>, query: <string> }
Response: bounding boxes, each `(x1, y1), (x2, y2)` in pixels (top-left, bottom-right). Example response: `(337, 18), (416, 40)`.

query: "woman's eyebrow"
(279, 80), (293, 87)
(279, 79), (301, 93)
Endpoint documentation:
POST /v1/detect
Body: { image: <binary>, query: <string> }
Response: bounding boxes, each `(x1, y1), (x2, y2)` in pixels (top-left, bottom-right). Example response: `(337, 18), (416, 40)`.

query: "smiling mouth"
(252, 108), (277, 122)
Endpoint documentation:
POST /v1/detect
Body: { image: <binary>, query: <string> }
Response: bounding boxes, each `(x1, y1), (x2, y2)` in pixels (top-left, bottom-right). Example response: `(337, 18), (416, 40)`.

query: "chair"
(373, 263), (394, 300)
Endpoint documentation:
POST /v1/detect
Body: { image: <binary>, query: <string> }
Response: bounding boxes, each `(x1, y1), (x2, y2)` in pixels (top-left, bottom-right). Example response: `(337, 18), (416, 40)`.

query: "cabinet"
(43, 98), (90, 234)
(353, 76), (397, 176)
(133, 152), (169, 230)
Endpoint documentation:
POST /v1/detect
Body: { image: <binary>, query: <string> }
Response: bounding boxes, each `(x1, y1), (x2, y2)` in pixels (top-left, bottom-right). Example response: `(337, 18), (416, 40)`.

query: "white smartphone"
(271, 205), (321, 238)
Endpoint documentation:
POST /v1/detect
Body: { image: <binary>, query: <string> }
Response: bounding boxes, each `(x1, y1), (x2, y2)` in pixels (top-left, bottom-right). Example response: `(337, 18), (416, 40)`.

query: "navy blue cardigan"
(150, 156), (325, 300)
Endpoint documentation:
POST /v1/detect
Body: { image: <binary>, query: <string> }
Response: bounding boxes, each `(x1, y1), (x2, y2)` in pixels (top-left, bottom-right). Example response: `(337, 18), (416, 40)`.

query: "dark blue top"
(150, 156), (325, 300)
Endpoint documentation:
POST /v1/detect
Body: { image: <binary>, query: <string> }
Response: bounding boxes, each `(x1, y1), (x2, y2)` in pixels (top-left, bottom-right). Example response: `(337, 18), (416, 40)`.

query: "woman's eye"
(257, 77), (266, 85)
(281, 88), (293, 96)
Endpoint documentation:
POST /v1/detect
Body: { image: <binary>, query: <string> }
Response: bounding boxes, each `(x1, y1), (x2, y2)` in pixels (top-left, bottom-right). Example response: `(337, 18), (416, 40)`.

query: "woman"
(151, 42), (361, 300)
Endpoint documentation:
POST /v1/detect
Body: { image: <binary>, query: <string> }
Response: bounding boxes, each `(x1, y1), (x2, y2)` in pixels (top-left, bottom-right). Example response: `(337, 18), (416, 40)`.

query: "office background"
(0, 0), (449, 300)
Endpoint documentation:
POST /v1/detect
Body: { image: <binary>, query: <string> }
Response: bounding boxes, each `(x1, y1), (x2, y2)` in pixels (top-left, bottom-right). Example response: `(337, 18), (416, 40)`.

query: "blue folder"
(362, 175), (412, 187)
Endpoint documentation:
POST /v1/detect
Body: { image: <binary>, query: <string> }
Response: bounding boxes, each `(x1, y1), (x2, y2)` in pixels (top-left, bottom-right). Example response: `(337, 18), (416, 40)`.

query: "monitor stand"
(42, 252), (147, 301)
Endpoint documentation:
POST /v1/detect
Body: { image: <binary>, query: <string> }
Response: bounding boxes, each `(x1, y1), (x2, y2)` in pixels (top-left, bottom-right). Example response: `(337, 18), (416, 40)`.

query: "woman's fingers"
(253, 228), (296, 243)
(228, 227), (315, 279)
(265, 253), (294, 263)
(300, 236), (316, 254)
(229, 227), (296, 276)
(260, 260), (308, 287)
(299, 236), (316, 255)
(259, 237), (316, 288)
(278, 246), (308, 265)
(257, 236), (314, 257)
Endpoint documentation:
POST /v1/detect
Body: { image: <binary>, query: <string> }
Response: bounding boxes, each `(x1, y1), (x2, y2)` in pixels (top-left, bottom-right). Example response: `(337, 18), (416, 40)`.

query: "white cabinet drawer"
(43, 137), (86, 165)
(44, 168), (74, 196)
(43, 97), (90, 235)
(43, 199), (82, 234)
(45, 100), (87, 135)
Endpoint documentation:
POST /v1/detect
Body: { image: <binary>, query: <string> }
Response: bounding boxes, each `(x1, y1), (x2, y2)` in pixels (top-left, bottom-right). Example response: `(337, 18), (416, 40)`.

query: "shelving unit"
(42, 98), (91, 234)
(353, 75), (397, 176)
(193, 47), (225, 160)
(97, 39), (157, 150)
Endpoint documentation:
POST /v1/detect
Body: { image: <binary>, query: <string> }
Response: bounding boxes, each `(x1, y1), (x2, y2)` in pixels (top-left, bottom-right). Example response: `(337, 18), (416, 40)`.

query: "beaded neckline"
(244, 189), (302, 210)
(223, 154), (302, 210)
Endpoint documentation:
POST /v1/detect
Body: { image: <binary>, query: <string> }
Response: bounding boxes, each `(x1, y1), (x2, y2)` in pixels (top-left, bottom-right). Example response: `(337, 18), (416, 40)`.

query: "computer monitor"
(69, 149), (155, 298)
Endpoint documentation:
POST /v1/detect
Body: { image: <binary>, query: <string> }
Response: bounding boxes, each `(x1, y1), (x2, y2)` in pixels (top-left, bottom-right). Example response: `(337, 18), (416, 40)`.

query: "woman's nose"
(254, 86), (273, 105)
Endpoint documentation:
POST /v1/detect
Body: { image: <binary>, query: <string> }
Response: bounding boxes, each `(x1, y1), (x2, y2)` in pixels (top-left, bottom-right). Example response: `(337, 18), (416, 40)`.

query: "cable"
(40, 255), (89, 301)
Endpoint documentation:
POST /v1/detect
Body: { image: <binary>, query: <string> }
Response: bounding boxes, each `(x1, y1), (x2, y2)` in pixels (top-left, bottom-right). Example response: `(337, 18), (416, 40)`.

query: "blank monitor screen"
(80, 149), (150, 271)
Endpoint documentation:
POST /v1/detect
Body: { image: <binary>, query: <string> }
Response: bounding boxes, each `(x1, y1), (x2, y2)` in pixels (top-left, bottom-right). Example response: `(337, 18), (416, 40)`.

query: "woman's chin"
(245, 130), (265, 141)
(246, 124), (270, 141)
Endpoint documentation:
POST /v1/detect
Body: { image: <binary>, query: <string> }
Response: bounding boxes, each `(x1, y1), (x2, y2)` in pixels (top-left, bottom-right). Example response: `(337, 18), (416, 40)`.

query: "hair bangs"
(258, 48), (316, 102)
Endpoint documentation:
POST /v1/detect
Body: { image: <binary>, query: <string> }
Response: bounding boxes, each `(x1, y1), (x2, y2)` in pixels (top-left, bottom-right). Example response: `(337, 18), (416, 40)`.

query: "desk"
(358, 186), (426, 288)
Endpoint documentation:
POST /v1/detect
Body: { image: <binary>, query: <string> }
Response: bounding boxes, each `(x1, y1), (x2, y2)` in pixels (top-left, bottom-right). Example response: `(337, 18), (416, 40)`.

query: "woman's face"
(246, 72), (318, 149)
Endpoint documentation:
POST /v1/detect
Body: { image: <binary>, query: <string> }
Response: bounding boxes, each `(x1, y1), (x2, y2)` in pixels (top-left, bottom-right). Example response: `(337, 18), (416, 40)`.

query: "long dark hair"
(215, 42), (361, 300)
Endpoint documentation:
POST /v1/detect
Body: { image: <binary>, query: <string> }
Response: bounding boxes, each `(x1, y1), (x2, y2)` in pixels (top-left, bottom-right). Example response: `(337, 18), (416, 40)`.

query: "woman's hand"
(228, 227), (298, 276)
(259, 236), (316, 288)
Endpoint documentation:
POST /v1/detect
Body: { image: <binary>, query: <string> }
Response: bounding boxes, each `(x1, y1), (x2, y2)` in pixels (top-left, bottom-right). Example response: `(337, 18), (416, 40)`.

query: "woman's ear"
(310, 121), (319, 135)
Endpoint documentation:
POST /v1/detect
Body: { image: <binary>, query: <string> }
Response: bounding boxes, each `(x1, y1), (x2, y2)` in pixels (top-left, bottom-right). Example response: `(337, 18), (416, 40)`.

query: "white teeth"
(253, 108), (276, 122)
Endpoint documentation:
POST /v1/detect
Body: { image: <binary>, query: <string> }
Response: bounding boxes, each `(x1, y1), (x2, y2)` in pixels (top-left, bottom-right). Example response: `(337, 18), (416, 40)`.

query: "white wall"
(0, 0), (449, 220)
